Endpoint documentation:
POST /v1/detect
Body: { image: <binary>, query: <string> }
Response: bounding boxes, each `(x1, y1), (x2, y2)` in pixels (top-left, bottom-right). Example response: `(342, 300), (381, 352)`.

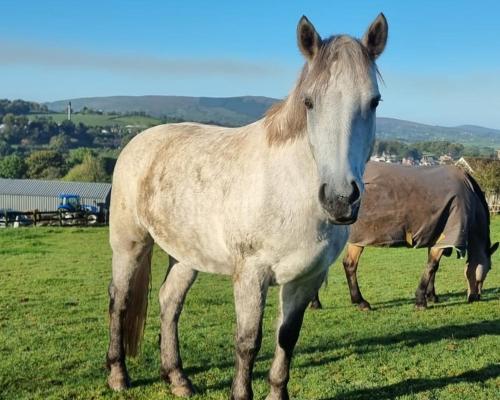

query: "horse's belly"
(148, 226), (235, 275)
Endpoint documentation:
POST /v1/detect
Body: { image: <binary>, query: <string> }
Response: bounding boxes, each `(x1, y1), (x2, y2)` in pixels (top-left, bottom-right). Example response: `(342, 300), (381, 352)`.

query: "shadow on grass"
(321, 363), (500, 400)
(289, 318), (500, 372)
(349, 318), (500, 348)
(130, 317), (499, 393)
(366, 287), (499, 310)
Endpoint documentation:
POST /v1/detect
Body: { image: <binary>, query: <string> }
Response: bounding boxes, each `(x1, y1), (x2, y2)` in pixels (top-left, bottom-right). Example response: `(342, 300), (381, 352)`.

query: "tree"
(26, 150), (66, 179)
(67, 147), (95, 167)
(64, 154), (109, 182)
(0, 154), (27, 178)
(59, 120), (75, 136)
(471, 161), (500, 195)
(49, 133), (71, 152)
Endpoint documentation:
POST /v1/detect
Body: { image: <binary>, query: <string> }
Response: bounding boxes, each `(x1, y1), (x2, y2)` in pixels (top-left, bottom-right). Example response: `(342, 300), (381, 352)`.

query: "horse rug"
(348, 162), (477, 256)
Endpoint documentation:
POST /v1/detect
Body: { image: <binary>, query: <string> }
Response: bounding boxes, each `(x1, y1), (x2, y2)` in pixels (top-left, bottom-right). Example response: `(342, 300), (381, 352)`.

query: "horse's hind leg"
(107, 232), (153, 390)
(342, 245), (370, 310)
(425, 268), (439, 303)
(426, 248), (448, 302)
(415, 247), (443, 309)
(159, 259), (197, 397)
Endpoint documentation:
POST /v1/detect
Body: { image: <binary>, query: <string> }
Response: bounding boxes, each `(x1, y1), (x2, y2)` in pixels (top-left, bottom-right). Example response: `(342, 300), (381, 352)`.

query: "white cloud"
(0, 40), (284, 78)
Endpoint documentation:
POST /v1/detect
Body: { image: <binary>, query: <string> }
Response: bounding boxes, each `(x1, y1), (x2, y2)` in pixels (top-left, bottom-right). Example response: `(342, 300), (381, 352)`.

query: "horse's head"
(465, 241), (498, 302)
(297, 14), (387, 224)
(464, 176), (498, 302)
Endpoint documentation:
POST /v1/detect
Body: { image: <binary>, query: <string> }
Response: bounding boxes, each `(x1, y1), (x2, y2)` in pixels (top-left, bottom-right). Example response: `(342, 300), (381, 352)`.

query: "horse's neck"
(263, 131), (319, 200)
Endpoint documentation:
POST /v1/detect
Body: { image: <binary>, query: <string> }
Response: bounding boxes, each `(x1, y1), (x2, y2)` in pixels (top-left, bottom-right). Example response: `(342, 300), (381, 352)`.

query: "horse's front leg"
(415, 247), (443, 309)
(266, 273), (326, 400)
(231, 266), (269, 400)
(309, 291), (323, 310)
(159, 259), (198, 397)
(425, 267), (439, 303)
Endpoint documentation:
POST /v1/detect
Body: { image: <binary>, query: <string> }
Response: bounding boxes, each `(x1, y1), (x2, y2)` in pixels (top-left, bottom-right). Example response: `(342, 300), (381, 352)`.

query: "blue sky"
(1, 0), (499, 128)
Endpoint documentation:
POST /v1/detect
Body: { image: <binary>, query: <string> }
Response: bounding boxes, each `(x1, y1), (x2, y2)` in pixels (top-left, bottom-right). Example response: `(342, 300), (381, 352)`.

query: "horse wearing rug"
(106, 14), (388, 400)
(311, 162), (498, 311)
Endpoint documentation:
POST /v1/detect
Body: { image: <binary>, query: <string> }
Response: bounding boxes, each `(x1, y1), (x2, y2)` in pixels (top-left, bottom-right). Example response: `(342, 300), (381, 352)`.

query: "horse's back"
(349, 162), (475, 252)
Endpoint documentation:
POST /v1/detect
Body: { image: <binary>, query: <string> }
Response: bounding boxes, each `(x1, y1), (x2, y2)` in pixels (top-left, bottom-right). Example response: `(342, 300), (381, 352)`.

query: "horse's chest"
(270, 224), (349, 285)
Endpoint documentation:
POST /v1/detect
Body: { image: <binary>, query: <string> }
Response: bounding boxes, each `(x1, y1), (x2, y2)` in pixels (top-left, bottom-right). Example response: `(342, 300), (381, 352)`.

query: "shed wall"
(0, 194), (108, 212)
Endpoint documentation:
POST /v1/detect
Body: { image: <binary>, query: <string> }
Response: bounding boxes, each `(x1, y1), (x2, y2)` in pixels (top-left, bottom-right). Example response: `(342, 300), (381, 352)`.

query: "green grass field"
(0, 219), (499, 399)
(30, 113), (162, 127)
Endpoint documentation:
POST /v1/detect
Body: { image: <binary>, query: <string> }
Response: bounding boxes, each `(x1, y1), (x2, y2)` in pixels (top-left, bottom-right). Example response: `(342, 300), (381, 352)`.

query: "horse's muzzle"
(319, 182), (361, 225)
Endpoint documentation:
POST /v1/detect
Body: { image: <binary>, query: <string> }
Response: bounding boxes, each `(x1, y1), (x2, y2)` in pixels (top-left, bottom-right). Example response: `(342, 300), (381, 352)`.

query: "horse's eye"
(370, 96), (381, 110)
(304, 97), (314, 110)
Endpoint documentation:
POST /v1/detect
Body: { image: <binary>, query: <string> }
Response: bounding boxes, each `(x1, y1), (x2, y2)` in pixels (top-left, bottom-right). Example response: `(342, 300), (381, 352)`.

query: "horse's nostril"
(348, 181), (361, 204)
(318, 183), (327, 206)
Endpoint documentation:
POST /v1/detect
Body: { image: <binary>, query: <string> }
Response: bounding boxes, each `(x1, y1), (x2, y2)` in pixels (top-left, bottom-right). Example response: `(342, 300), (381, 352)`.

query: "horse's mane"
(466, 172), (492, 250)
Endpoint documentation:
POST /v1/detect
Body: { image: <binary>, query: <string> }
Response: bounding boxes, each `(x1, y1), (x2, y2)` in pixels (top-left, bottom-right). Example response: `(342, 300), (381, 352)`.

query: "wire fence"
(0, 209), (108, 228)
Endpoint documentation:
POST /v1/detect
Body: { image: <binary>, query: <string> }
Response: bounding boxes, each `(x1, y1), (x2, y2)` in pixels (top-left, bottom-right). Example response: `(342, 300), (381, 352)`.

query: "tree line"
(0, 99), (48, 117)
(373, 140), (495, 159)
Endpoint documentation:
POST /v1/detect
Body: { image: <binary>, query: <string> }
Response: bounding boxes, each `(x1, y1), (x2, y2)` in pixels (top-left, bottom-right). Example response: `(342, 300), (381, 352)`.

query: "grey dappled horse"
(106, 14), (388, 400)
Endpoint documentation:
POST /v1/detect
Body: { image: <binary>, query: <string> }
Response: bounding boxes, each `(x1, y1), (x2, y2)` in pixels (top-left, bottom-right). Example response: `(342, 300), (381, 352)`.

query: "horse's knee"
(429, 260), (439, 273)
(236, 328), (262, 359)
(343, 258), (357, 275)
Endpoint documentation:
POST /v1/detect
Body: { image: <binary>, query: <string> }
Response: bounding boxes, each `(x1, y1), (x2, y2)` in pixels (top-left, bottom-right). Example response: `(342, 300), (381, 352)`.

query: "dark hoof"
(309, 300), (323, 310)
(467, 293), (480, 303)
(357, 301), (372, 311)
(415, 303), (427, 311)
(426, 294), (439, 303)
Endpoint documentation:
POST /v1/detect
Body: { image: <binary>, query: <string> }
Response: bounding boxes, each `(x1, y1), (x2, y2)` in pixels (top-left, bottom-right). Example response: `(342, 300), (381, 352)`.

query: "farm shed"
(0, 178), (112, 212)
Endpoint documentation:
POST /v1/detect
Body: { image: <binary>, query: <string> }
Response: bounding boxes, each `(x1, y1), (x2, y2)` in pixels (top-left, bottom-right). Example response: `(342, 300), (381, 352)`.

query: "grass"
(0, 219), (499, 399)
(30, 113), (162, 127)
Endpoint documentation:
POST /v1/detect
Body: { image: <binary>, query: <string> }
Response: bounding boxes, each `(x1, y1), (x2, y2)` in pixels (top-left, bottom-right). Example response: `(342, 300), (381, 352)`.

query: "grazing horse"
(310, 162), (498, 311)
(106, 14), (388, 399)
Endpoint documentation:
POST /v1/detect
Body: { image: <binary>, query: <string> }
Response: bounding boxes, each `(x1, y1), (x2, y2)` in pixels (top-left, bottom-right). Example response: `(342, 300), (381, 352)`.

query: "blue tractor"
(58, 194), (99, 224)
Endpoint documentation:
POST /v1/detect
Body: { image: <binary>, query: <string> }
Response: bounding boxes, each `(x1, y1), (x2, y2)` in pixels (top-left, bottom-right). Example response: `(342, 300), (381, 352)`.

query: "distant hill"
(376, 118), (500, 148)
(46, 95), (500, 147)
(46, 95), (277, 127)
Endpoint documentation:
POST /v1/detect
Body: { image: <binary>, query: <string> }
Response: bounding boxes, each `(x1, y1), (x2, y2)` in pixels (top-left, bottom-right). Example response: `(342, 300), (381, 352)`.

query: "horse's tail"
(465, 172), (492, 249)
(123, 253), (152, 357)
(466, 172), (490, 223)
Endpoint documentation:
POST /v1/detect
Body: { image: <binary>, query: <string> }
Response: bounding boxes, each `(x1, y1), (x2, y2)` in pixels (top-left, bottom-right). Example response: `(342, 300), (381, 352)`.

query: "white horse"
(106, 14), (388, 400)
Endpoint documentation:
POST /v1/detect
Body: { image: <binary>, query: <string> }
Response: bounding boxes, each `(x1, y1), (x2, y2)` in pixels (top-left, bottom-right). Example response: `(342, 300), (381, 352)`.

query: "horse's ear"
(297, 16), (321, 61)
(490, 242), (499, 255)
(362, 13), (388, 60)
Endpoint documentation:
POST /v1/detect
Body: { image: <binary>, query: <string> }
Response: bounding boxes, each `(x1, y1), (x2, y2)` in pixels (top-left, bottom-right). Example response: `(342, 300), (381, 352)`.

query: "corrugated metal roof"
(0, 178), (111, 200)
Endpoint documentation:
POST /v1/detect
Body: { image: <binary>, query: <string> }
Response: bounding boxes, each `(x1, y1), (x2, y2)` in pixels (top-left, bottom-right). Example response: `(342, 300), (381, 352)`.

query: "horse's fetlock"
(266, 383), (289, 400)
(107, 362), (130, 391)
(230, 385), (253, 400)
